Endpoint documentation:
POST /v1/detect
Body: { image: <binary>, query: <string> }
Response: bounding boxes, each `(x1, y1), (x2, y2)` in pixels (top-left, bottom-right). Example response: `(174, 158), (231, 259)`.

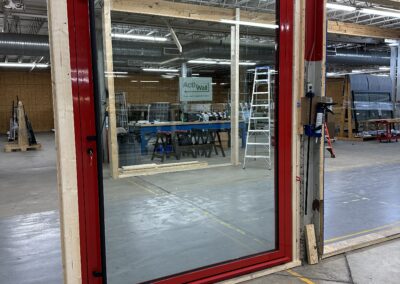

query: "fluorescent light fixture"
(361, 8), (400, 18)
(0, 62), (49, 68)
(142, 68), (179, 72)
(141, 80), (159, 83)
(220, 19), (278, 29)
(105, 71), (128, 75)
(326, 3), (356, 12)
(131, 80), (138, 82)
(161, 74), (175, 79)
(188, 60), (218, 64)
(379, 67), (390, 71)
(189, 59), (256, 66)
(211, 83), (217, 85)
(191, 73), (200, 76)
(385, 39), (399, 46)
(351, 70), (363, 73)
(105, 74), (128, 78)
(111, 33), (168, 42)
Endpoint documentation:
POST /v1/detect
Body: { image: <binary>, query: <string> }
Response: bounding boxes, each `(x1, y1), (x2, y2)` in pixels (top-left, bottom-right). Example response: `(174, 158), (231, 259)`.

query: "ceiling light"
(142, 68), (179, 72)
(0, 62), (49, 68)
(326, 3), (356, 12)
(361, 8), (400, 18)
(385, 39), (399, 46)
(220, 19), (278, 29)
(105, 71), (128, 75)
(191, 73), (200, 76)
(239, 62), (257, 66)
(111, 33), (168, 42)
(141, 80), (159, 83)
(131, 80), (138, 82)
(379, 67), (390, 71)
(189, 59), (256, 65)
(188, 60), (218, 64)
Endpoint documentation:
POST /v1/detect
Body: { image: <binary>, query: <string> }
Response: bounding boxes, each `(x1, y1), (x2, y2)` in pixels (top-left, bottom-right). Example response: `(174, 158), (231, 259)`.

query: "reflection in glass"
(95, 4), (279, 282)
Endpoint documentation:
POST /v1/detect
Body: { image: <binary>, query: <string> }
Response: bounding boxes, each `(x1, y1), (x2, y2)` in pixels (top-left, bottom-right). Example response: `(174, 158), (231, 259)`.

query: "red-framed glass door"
(66, 0), (294, 283)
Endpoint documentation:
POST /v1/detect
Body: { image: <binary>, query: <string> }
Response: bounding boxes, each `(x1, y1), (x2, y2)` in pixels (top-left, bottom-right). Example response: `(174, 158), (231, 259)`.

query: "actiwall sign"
(179, 77), (213, 102)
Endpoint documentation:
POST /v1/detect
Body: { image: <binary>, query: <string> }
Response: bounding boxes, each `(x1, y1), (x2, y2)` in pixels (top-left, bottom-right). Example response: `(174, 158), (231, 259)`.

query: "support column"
(48, 0), (82, 282)
(231, 8), (240, 166)
(397, 43), (400, 107)
(390, 46), (397, 104)
(103, 0), (119, 178)
(303, 0), (326, 259)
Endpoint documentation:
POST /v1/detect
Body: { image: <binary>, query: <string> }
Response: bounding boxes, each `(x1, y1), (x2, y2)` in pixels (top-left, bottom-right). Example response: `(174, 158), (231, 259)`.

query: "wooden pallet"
(4, 143), (42, 153)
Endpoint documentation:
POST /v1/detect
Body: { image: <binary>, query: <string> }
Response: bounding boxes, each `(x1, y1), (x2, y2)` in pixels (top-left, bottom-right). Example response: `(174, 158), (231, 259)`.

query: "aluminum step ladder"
(243, 66), (272, 169)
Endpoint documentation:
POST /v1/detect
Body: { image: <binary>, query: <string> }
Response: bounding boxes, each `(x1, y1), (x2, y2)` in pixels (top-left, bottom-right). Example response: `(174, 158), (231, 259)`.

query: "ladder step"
(255, 66), (269, 70)
(252, 104), (269, 107)
(247, 142), (270, 146)
(250, 117), (270, 120)
(255, 79), (269, 83)
(253, 92), (269, 94)
(245, 155), (269, 158)
(256, 72), (268, 75)
(248, 130), (270, 133)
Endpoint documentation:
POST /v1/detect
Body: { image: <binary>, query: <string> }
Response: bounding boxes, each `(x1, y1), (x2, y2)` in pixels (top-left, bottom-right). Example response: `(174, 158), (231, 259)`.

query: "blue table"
(129, 121), (246, 154)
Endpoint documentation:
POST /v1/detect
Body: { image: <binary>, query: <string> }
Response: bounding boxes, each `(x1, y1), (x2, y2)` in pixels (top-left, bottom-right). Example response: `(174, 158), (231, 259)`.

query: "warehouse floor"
(244, 238), (400, 284)
(0, 133), (399, 283)
(324, 140), (400, 242)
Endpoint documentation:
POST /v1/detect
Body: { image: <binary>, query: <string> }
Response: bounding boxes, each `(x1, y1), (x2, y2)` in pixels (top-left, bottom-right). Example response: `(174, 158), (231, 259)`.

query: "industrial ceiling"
(0, 0), (398, 74)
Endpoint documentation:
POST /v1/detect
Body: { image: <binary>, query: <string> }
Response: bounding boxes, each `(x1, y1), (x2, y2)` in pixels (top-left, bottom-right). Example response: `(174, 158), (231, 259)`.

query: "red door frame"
(66, 0), (294, 283)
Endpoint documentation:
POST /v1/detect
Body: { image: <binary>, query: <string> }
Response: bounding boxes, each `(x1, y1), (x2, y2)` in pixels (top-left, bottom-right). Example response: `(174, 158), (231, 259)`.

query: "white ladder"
(243, 66), (272, 169)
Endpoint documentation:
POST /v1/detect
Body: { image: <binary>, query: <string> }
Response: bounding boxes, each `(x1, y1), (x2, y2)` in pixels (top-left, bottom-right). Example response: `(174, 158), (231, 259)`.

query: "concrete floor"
(324, 140), (400, 241)
(1, 133), (399, 283)
(245, 238), (400, 284)
(104, 162), (276, 283)
(0, 133), (62, 284)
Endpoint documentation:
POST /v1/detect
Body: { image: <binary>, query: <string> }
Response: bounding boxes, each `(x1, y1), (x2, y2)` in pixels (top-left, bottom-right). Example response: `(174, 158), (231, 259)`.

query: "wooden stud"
(112, 0), (275, 24)
(104, 0), (120, 179)
(48, 0), (82, 282)
(230, 9), (240, 166)
(111, 0), (400, 39)
(328, 21), (400, 39)
(17, 101), (29, 148)
(305, 224), (319, 265)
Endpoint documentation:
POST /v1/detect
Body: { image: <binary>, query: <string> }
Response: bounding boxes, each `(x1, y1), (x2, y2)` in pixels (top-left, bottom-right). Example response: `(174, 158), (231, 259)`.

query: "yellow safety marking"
(286, 269), (315, 284)
(325, 221), (400, 244)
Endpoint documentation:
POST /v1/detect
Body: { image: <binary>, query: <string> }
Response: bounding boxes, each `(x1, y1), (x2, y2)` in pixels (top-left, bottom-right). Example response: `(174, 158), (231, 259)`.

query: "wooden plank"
(368, 0), (400, 10)
(119, 161), (209, 177)
(112, 0), (275, 24)
(328, 20), (400, 39)
(111, 0), (400, 39)
(292, 0), (305, 262)
(104, 0), (120, 179)
(305, 224), (319, 265)
(324, 225), (400, 258)
(230, 9), (240, 166)
(17, 101), (29, 148)
(48, 0), (82, 282)
(4, 142), (41, 152)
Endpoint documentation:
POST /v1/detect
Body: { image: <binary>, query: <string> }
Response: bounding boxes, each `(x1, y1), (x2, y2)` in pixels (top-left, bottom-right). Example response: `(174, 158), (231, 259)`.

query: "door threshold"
(323, 223), (400, 258)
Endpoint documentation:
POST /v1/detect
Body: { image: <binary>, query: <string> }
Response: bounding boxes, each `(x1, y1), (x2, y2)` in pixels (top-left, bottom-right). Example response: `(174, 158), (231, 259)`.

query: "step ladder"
(324, 122), (336, 158)
(243, 66), (273, 169)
